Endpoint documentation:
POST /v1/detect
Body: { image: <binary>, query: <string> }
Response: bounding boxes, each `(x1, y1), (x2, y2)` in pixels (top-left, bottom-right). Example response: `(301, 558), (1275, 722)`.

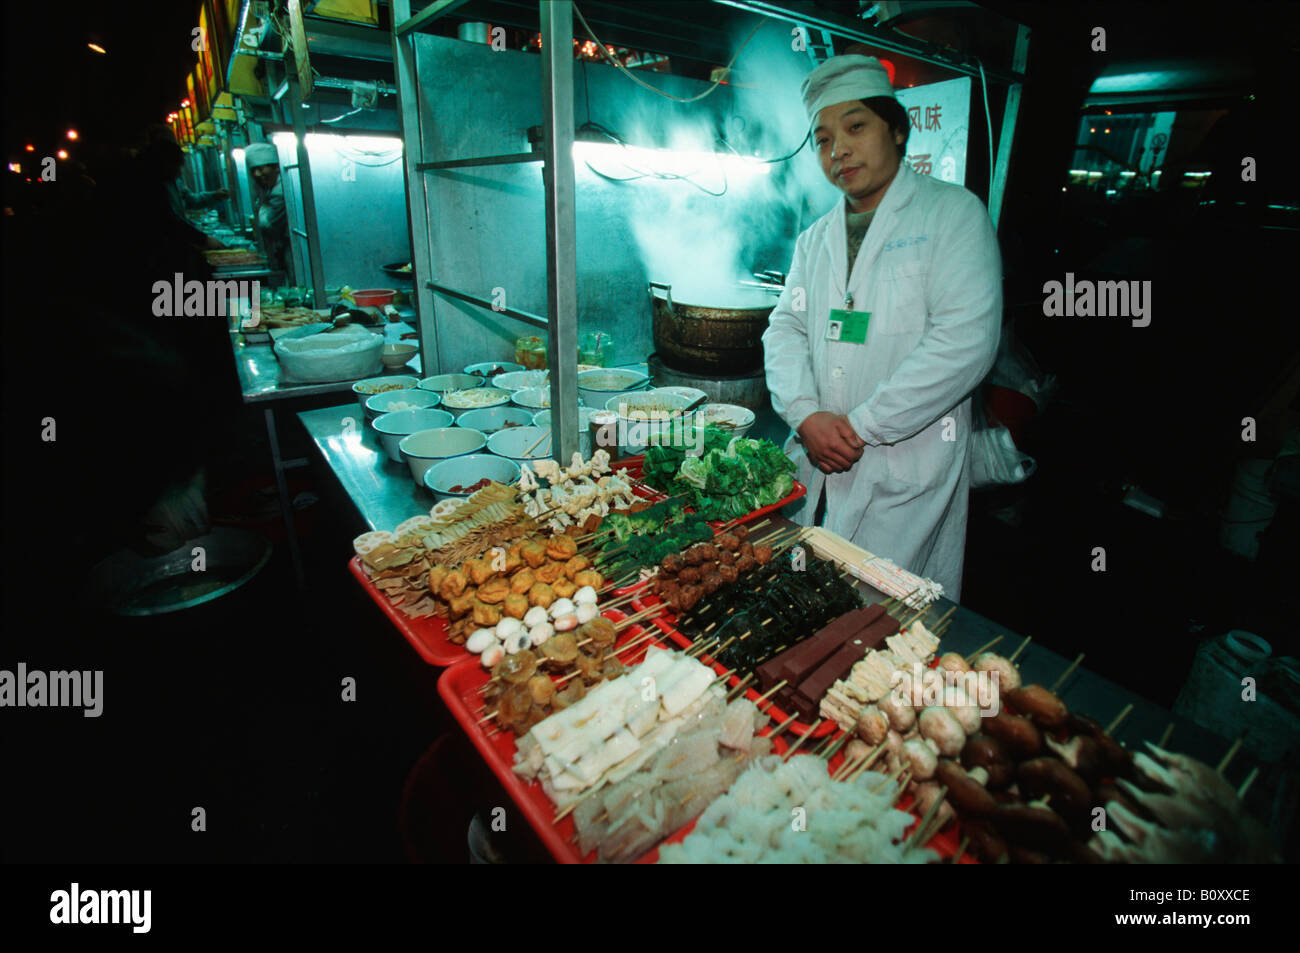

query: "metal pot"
(650, 281), (777, 375)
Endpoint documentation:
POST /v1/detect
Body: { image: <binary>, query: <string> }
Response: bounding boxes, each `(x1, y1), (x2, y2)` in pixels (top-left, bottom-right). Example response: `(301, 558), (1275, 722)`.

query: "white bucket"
(1219, 458), (1277, 560)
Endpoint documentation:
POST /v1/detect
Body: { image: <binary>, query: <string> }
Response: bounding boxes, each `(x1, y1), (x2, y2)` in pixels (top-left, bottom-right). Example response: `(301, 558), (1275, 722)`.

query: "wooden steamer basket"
(649, 281), (776, 376)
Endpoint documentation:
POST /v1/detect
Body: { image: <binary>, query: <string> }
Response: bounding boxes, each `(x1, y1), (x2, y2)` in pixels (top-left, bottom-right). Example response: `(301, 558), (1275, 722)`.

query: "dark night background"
(3, 1), (1298, 867)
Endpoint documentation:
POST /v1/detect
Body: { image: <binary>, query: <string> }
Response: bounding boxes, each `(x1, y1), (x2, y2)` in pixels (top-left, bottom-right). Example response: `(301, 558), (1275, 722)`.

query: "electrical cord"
(573, 2), (763, 104)
(977, 57), (995, 198)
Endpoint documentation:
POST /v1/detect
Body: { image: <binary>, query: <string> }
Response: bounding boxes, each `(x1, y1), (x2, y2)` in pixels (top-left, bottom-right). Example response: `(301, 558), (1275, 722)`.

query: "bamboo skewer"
(954, 834), (970, 864)
(820, 731), (854, 763)
(755, 680), (787, 705)
(1157, 722), (1175, 748)
(1236, 765), (1259, 799)
(1215, 735), (1244, 775)
(726, 673), (756, 701)
(1008, 635), (1032, 663)
(1106, 703), (1134, 736)
(765, 713), (799, 739)
(909, 787), (949, 848)
(782, 720), (823, 760)
(964, 635), (1003, 662)
(845, 743), (888, 782)
(1050, 653), (1085, 694)
(870, 762), (907, 795)
(928, 605), (957, 632)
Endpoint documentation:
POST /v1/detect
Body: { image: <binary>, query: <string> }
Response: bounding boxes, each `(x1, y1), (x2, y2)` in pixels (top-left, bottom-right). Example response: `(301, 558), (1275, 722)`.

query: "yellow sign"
(310, 0), (379, 25)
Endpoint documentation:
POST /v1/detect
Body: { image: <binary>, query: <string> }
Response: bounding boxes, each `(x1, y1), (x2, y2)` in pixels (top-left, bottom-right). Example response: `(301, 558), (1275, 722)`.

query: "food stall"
(267, 1), (1280, 864)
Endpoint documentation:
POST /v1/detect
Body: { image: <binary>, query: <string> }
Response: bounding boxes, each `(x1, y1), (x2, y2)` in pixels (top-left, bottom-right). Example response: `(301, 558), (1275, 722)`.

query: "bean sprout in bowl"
(440, 386), (511, 415)
(364, 388), (441, 420)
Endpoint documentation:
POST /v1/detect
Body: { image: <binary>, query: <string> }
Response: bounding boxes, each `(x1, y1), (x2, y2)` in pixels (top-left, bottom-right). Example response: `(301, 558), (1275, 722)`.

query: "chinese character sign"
(895, 77), (970, 186)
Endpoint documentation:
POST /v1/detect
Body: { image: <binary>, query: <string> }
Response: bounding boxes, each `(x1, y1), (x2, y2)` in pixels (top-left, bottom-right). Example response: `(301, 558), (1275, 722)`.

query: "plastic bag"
(970, 424), (1036, 487)
(273, 325), (383, 382)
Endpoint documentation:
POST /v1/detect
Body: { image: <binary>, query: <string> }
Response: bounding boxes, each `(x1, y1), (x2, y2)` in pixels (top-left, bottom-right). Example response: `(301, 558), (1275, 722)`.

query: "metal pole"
(989, 24), (1030, 231)
(391, 0), (442, 375)
(286, 61), (328, 306)
(541, 0), (579, 465)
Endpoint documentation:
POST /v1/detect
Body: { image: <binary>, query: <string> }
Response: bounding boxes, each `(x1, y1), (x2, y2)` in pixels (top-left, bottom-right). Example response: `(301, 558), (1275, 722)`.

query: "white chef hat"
(801, 55), (897, 126)
(244, 142), (279, 168)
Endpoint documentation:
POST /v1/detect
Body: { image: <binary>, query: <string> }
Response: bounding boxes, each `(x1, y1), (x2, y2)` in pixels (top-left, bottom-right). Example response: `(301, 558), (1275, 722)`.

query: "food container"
(578, 331), (614, 366)
(696, 402), (757, 440)
(653, 385), (710, 405)
(274, 324), (383, 382)
(494, 369), (549, 392)
(363, 388), (441, 421)
(398, 427), (487, 483)
(463, 361), (524, 380)
(650, 281), (777, 375)
(381, 342), (418, 369)
(423, 453), (521, 502)
(604, 389), (697, 454)
(438, 386), (511, 418)
(576, 367), (650, 407)
(533, 407), (597, 458)
(510, 386), (559, 411)
(589, 410), (619, 456)
(514, 335), (547, 369)
(373, 408), (456, 462)
(353, 375), (419, 411)
(486, 425), (554, 462)
(350, 288), (397, 308)
(417, 373), (483, 394)
(456, 405), (535, 434)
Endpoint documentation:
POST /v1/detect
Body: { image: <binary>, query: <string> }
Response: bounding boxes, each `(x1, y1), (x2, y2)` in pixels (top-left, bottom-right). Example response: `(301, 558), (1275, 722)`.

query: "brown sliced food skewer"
(764, 712), (799, 738)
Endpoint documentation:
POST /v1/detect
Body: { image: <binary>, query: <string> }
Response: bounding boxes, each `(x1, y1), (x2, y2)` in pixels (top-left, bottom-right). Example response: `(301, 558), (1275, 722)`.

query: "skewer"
(1008, 635), (1032, 663)
(781, 720), (823, 760)
(908, 786), (949, 848)
(726, 673), (756, 701)
(708, 667), (737, 688)
(928, 605), (957, 632)
(830, 750), (866, 783)
(819, 731), (854, 762)
(755, 680), (787, 705)
(764, 712), (799, 738)
(1105, 703), (1133, 736)
(845, 743), (888, 782)
(964, 635), (1003, 662)
(1236, 765), (1259, 799)
(953, 834), (970, 864)
(870, 762), (907, 795)
(1215, 735), (1244, 775)
(1157, 722), (1175, 748)
(1049, 653), (1085, 694)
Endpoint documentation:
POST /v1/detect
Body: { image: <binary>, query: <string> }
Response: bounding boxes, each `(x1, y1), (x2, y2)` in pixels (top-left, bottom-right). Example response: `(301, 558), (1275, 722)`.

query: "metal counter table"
(231, 315), (422, 585)
(298, 402), (1249, 782)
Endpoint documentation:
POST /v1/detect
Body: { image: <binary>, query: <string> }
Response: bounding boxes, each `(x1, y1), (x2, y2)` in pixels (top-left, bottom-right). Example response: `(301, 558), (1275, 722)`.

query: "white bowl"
(696, 402), (757, 439)
(486, 425), (555, 462)
(654, 385), (710, 405)
(439, 386), (511, 418)
(533, 407), (597, 458)
(604, 389), (698, 453)
(576, 367), (651, 407)
(417, 373), (483, 393)
(381, 342), (419, 369)
(352, 375), (419, 411)
(373, 408), (456, 462)
(510, 386), (556, 410)
(423, 453), (522, 501)
(363, 388), (441, 421)
(463, 361), (525, 380)
(494, 370), (549, 391)
(398, 427), (487, 483)
(457, 405), (535, 434)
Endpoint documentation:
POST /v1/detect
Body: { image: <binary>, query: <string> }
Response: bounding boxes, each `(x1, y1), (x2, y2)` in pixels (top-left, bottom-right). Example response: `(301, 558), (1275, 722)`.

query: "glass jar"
(578, 331), (614, 367)
(514, 335), (547, 370)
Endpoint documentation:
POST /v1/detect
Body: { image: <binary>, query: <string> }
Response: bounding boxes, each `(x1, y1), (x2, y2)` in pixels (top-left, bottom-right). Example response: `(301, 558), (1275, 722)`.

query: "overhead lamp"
(67, 129), (79, 141)
(56, 149), (69, 160)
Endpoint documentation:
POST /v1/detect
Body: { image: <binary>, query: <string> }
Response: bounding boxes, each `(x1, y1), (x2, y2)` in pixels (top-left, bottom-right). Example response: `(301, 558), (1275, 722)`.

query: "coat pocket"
(872, 260), (928, 336)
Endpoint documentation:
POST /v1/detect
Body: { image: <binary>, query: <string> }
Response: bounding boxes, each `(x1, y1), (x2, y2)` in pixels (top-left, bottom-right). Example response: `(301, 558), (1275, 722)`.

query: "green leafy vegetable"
(641, 425), (796, 521)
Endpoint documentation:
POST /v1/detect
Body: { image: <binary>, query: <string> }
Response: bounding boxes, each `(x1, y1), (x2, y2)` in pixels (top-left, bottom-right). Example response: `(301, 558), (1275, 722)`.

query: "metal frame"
(387, 0), (1032, 470)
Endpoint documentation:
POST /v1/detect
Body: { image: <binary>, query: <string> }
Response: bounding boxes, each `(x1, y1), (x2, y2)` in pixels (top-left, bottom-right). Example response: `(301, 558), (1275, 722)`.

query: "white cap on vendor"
(244, 142), (279, 169)
(801, 54), (898, 125)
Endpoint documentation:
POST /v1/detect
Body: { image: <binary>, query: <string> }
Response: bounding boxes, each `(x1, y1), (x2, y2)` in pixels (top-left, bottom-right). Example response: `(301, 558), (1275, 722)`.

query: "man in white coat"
(763, 55), (1002, 600)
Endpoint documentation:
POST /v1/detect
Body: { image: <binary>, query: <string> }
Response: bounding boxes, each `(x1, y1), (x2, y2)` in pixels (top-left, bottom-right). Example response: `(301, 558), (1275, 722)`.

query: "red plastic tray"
(349, 556), (468, 667)
(437, 608), (766, 863)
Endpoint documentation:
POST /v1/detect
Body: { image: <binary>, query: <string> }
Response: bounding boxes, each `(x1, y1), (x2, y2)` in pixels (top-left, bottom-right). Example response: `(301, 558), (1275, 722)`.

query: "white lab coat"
(763, 162), (1002, 599)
